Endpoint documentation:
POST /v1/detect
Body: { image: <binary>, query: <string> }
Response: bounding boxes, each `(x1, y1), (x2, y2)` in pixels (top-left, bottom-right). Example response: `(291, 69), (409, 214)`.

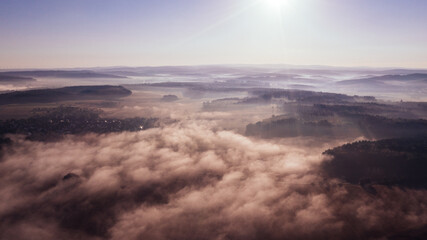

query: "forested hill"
(322, 137), (427, 190)
(0, 85), (132, 105)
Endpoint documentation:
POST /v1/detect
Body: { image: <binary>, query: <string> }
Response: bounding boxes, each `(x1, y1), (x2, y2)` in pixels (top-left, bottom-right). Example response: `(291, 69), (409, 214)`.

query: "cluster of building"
(0, 106), (158, 141)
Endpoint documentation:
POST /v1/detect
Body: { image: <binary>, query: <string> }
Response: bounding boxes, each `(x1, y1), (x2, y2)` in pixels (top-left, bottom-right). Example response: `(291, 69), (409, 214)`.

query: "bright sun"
(264, 0), (288, 8)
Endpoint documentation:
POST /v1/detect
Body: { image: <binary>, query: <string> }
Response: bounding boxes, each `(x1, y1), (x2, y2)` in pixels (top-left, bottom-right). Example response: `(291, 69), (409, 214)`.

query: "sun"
(264, 0), (288, 8)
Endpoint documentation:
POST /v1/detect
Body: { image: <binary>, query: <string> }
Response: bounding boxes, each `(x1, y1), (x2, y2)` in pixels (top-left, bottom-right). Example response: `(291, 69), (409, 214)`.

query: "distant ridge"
(0, 85), (132, 105)
(338, 73), (427, 85)
(0, 70), (126, 79)
(0, 75), (35, 82)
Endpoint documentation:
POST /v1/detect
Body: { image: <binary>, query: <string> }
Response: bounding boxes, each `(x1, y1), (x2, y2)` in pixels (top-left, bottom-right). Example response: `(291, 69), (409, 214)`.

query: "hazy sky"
(1, 0), (426, 68)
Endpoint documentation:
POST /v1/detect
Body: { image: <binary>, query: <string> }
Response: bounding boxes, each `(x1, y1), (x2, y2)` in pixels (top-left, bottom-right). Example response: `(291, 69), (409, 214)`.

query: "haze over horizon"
(1, 0), (427, 69)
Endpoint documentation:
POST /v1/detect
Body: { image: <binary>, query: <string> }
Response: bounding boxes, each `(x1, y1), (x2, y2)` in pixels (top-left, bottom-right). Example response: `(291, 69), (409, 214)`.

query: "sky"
(0, 0), (427, 69)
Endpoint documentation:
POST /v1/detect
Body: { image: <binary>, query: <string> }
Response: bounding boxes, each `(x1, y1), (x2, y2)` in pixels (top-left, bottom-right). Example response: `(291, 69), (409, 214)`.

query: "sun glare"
(264, 0), (288, 8)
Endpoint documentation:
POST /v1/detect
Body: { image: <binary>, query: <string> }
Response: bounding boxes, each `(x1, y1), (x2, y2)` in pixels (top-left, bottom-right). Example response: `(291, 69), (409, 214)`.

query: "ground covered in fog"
(1, 65), (427, 240)
(2, 122), (427, 240)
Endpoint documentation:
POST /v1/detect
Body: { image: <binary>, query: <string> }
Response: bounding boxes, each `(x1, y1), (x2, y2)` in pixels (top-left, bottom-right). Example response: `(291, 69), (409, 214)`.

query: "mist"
(1, 119), (427, 240)
(0, 65), (426, 239)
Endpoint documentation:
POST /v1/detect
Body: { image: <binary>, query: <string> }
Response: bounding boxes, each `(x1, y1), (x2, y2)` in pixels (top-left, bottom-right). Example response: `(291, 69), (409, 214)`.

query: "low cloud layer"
(1, 122), (427, 240)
